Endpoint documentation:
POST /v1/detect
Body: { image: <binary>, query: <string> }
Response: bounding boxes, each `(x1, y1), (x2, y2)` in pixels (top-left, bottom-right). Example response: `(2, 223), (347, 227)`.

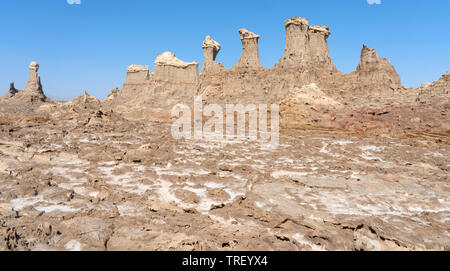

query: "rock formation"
(106, 87), (120, 101)
(0, 16), (416, 124)
(232, 29), (262, 70)
(5, 82), (18, 98)
(275, 17), (335, 71)
(125, 65), (149, 84)
(23, 61), (46, 101)
(0, 62), (47, 112)
(109, 52), (199, 120)
(153, 52), (199, 83)
(308, 25), (336, 70)
(355, 45), (401, 85)
(276, 17), (311, 69)
(201, 36), (224, 74)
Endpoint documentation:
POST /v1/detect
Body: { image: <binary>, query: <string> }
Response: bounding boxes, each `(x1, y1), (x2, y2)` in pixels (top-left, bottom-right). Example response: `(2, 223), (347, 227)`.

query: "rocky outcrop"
(275, 17), (335, 71)
(308, 25), (336, 70)
(1, 62), (46, 105)
(5, 82), (18, 98)
(23, 61), (46, 101)
(125, 65), (149, 84)
(418, 71), (450, 98)
(355, 45), (401, 85)
(153, 52), (199, 83)
(232, 29), (262, 70)
(109, 52), (199, 121)
(109, 16), (411, 122)
(201, 36), (225, 74)
(276, 17), (311, 69)
(106, 87), (120, 101)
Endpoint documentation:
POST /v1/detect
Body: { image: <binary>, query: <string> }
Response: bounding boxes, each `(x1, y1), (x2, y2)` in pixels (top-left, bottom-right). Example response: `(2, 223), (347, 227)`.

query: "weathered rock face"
(279, 83), (342, 129)
(109, 52), (199, 121)
(23, 61), (46, 101)
(201, 36), (225, 74)
(232, 29), (262, 70)
(153, 52), (199, 83)
(125, 65), (149, 84)
(418, 71), (450, 97)
(355, 45), (401, 85)
(276, 17), (311, 69)
(308, 25), (336, 70)
(275, 17), (335, 71)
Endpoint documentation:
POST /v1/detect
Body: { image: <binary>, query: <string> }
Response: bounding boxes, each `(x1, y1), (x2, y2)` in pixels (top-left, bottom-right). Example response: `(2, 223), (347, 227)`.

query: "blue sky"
(0, 0), (449, 100)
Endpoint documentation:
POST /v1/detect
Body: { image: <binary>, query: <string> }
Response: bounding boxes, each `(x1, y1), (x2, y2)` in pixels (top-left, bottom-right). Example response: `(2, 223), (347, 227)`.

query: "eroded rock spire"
(356, 45), (401, 85)
(201, 36), (224, 74)
(24, 61), (46, 101)
(308, 25), (336, 70)
(232, 29), (262, 70)
(277, 17), (310, 68)
(6, 82), (18, 98)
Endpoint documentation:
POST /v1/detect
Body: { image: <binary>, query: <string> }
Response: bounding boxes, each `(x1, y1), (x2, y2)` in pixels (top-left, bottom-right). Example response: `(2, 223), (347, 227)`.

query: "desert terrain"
(0, 16), (448, 251)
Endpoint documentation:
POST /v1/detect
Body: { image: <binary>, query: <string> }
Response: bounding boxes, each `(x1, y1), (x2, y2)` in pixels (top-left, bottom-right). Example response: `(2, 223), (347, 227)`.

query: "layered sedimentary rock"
(276, 17), (335, 71)
(232, 29), (262, 70)
(418, 71), (450, 97)
(201, 36), (225, 74)
(125, 65), (149, 84)
(308, 25), (336, 70)
(276, 17), (311, 69)
(153, 52), (199, 83)
(109, 52), (199, 120)
(355, 45), (401, 85)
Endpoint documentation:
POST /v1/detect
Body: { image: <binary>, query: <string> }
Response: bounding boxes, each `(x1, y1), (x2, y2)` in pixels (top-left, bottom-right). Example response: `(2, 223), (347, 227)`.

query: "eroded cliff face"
(153, 52), (199, 83)
(125, 65), (149, 84)
(109, 52), (199, 121)
(308, 25), (336, 71)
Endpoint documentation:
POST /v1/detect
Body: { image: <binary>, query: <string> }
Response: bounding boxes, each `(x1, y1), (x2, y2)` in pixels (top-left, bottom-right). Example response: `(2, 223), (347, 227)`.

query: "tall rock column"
(24, 61), (45, 100)
(201, 36), (224, 74)
(308, 25), (336, 71)
(276, 17), (311, 68)
(232, 29), (262, 70)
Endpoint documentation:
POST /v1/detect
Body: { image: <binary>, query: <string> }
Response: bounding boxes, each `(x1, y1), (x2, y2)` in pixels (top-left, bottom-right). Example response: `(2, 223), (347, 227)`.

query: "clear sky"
(0, 0), (449, 100)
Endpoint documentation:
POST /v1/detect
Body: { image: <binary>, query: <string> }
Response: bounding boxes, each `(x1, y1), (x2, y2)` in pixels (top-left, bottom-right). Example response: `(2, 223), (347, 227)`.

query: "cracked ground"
(0, 114), (449, 251)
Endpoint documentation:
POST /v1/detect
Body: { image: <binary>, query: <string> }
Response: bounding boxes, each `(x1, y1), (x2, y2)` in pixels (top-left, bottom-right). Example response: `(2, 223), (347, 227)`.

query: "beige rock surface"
(232, 29), (263, 70)
(0, 16), (448, 251)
